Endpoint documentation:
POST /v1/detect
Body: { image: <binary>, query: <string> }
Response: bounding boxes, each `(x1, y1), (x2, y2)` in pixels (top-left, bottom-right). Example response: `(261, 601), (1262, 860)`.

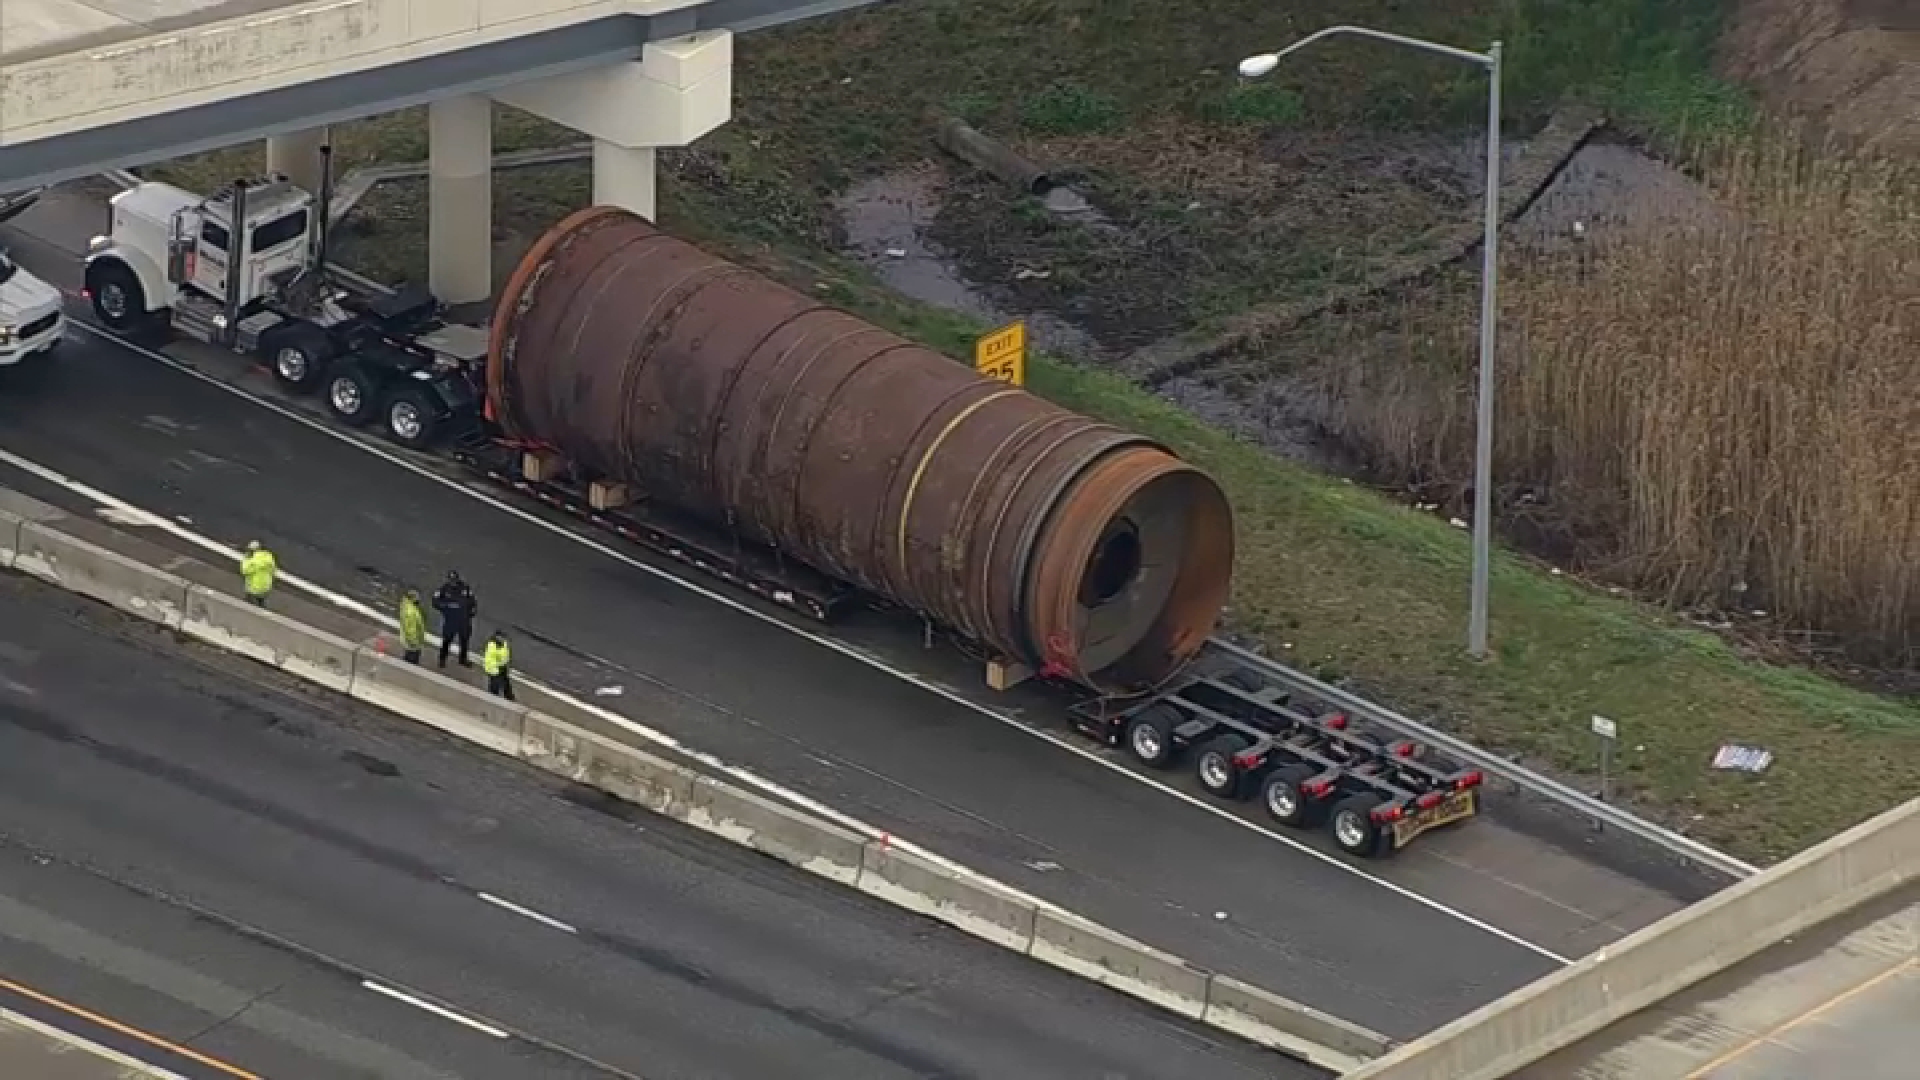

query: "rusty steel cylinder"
(488, 207), (1234, 692)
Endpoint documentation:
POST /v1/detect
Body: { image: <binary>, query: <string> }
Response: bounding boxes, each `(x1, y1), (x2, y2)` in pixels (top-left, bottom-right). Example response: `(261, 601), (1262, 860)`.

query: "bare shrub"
(1307, 132), (1920, 661)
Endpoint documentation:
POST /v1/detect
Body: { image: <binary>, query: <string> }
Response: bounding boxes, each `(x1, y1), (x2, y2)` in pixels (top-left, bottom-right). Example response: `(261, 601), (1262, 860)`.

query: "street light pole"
(1239, 27), (1504, 659)
(1467, 42), (1502, 660)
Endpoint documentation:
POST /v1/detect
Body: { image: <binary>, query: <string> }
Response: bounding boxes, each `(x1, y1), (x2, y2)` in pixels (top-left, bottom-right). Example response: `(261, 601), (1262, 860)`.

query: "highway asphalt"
(0, 568), (1306, 1080)
(0, 189), (1702, 1037)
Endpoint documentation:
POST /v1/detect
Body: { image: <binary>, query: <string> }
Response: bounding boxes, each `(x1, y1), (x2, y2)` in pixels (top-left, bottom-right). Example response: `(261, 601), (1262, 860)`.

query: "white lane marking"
(1, 1006), (194, 1080)
(359, 981), (510, 1039)
(45, 322), (1571, 966)
(477, 892), (578, 935)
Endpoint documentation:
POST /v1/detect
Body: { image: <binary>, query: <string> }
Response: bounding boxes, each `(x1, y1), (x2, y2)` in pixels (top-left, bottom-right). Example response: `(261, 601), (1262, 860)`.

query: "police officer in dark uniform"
(432, 571), (479, 668)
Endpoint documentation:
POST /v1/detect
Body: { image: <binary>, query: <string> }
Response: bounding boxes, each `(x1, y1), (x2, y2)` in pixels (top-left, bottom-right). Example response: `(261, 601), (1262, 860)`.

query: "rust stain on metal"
(490, 208), (1235, 692)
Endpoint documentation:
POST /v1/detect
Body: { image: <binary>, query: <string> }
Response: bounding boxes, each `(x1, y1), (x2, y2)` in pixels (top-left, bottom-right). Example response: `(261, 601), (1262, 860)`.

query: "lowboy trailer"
(1072, 660), (1483, 858)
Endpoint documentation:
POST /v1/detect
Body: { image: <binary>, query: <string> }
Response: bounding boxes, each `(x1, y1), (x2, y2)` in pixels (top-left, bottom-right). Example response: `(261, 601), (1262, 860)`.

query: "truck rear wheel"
(1330, 793), (1387, 858)
(261, 325), (331, 393)
(1260, 764), (1323, 827)
(383, 385), (440, 450)
(1123, 705), (1181, 769)
(1195, 734), (1252, 799)
(323, 363), (379, 426)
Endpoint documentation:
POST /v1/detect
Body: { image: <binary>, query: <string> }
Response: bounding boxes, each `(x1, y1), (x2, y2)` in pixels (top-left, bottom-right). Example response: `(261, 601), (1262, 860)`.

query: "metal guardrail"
(1205, 637), (1761, 881)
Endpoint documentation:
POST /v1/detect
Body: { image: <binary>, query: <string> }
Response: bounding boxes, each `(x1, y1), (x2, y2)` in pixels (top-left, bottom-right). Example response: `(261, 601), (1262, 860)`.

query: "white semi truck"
(82, 171), (486, 448)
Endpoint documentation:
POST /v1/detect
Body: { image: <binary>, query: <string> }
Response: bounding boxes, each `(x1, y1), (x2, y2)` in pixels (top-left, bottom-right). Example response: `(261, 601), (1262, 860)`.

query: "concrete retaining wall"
(179, 585), (360, 692)
(1346, 795), (1920, 1080)
(684, 774), (868, 886)
(1032, 907), (1213, 1019)
(14, 522), (191, 629)
(1205, 975), (1398, 1066)
(350, 644), (527, 757)
(857, 842), (1040, 953)
(0, 487), (1393, 1075)
(519, 710), (699, 818)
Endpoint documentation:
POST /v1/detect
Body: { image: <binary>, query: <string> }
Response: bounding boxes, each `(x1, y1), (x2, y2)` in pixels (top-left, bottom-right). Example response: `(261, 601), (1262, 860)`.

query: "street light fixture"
(1240, 25), (1505, 660)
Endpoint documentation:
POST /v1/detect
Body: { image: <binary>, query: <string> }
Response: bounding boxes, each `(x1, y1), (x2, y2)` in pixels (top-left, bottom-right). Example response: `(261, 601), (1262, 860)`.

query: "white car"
(0, 249), (64, 367)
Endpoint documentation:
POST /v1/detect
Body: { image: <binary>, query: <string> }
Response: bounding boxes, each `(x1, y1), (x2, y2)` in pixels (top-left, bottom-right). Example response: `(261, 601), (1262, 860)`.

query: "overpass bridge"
(1344, 794), (1919, 1079)
(1, 0), (883, 302)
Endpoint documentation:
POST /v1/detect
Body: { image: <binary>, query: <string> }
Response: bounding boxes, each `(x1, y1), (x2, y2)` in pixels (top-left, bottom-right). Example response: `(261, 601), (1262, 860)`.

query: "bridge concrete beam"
(265, 127), (331, 197)
(592, 143), (659, 221)
(492, 30), (731, 221)
(427, 94), (493, 306)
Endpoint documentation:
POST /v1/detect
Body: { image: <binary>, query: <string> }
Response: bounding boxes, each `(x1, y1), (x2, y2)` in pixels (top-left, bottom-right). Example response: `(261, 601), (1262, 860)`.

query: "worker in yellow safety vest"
(482, 631), (515, 700)
(397, 589), (428, 665)
(239, 541), (278, 607)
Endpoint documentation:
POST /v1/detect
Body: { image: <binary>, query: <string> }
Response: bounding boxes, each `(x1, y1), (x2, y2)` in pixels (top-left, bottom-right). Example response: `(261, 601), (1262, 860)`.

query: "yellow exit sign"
(974, 321), (1026, 386)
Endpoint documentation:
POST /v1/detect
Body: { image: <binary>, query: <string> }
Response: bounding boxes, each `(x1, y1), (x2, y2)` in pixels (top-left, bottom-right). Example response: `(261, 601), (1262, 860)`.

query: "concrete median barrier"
(1205, 974), (1396, 1071)
(519, 709), (700, 817)
(857, 842), (1039, 952)
(1345, 795), (1920, 1080)
(13, 522), (190, 629)
(1030, 907), (1213, 1020)
(684, 774), (868, 885)
(0, 489), (66, 567)
(349, 645), (527, 757)
(178, 585), (358, 692)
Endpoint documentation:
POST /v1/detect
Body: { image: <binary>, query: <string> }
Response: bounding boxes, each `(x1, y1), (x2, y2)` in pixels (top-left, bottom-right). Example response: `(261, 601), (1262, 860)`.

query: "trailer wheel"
(1123, 705), (1181, 769)
(1261, 764), (1324, 827)
(1330, 793), (1387, 858)
(1195, 734), (1252, 800)
(262, 325), (331, 393)
(86, 262), (156, 334)
(383, 385), (440, 450)
(322, 363), (379, 427)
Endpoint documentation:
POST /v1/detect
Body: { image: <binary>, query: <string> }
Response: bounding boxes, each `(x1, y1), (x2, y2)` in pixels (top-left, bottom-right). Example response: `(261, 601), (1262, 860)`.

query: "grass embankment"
(149, 0), (1919, 862)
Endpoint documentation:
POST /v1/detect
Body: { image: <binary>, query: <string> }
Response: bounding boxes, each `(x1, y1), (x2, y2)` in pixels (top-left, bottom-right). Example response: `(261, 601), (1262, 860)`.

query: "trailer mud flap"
(1391, 788), (1478, 850)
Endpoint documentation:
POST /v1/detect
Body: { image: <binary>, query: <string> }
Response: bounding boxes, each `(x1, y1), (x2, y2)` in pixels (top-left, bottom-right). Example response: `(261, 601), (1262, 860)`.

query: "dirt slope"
(1722, 0), (1920, 151)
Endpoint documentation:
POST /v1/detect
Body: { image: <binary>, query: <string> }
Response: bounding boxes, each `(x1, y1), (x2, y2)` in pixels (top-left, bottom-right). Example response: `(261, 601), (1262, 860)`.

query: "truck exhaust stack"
(488, 206), (1234, 693)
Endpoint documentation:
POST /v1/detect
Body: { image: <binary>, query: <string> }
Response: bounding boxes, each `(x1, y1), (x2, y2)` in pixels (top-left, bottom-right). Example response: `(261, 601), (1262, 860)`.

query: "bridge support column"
(493, 31), (732, 223)
(428, 94), (493, 306)
(593, 143), (658, 220)
(265, 127), (329, 195)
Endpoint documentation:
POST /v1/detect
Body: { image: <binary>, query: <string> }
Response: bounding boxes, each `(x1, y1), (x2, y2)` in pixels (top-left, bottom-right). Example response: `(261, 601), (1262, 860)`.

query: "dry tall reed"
(1304, 132), (1920, 661)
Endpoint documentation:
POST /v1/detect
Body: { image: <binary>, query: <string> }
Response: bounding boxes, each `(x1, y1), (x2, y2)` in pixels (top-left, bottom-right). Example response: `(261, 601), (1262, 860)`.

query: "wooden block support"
(588, 480), (632, 511)
(521, 451), (564, 483)
(985, 658), (1033, 692)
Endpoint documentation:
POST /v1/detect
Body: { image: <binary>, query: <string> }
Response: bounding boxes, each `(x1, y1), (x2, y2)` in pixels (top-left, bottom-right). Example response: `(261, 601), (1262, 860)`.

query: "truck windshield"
(0, 253), (16, 286)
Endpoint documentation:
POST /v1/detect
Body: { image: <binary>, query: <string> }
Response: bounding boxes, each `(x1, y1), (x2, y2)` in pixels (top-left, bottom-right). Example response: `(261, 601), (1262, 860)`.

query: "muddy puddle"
(834, 166), (1101, 361)
(835, 135), (1717, 472)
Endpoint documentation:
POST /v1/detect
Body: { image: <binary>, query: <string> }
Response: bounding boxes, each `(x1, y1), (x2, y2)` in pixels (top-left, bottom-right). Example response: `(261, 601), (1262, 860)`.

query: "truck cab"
(84, 178), (484, 450)
(85, 179), (316, 342)
(0, 248), (66, 370)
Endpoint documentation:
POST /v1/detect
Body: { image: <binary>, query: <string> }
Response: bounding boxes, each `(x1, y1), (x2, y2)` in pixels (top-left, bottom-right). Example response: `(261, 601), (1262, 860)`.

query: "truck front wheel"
(87, 263), (154, 334)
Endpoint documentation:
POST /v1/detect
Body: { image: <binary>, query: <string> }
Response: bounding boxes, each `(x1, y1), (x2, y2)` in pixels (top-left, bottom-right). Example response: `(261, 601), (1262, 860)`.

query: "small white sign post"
(1591, 714), (1618, 802)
